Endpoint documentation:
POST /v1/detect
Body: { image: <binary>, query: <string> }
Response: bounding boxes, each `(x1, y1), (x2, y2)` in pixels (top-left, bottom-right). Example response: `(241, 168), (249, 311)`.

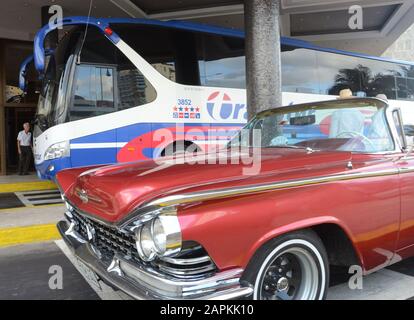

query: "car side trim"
(144, 168), (399, 209)
(65, 167), (408, 229)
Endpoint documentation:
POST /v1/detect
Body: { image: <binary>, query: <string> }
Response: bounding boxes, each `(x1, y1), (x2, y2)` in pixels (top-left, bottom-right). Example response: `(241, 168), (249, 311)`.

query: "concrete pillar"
(244, 0), (282, 120)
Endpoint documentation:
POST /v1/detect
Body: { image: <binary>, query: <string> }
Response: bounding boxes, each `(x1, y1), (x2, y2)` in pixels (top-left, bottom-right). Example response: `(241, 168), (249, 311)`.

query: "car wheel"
(243, 229), (329, 300)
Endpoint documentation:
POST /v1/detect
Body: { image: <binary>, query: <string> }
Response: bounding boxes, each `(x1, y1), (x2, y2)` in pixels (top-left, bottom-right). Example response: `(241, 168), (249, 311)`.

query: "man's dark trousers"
(18, 146), (31, 174)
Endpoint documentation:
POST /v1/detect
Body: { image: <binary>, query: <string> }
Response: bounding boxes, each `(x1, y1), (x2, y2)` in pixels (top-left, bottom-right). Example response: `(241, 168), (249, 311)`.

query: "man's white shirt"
(17, 130), (32, 147)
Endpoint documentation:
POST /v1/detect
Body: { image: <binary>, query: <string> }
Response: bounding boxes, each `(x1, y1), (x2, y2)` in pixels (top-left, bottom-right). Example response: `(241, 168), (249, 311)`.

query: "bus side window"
(71, 64), (115, 120)
(69, 27), (157, 121)
(118, 68), (156, 110)
(109, 24), (246, 89)
(281, 47), (318, 94)
(73, 65), (114, 108)
(198, 34), (246, 89)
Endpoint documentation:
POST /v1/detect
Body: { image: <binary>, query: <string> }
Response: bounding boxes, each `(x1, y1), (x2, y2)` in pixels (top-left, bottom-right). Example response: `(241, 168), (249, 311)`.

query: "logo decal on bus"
(173, 98), (201, 119)
(207, 91), (247, 121)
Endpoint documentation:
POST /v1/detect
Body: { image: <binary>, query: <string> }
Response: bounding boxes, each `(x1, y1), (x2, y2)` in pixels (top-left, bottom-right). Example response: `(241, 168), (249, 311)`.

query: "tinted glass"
(110, 24), (188, 85)
(111, 24), (414, 100)
(282, 47), (318, 94)
(69, 27), (156, 121)
(198, 35), (245, 89)
(316, 50), (414, 100)
(73, 65), (114, 108)
(111, 24), (246, 89)
(35, 27), (81, 136)
(118, 69), (156, 110)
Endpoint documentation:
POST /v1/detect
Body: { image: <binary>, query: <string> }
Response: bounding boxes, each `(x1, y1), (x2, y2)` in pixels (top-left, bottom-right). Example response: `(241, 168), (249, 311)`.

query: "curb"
(0, 181), (57, 193)
(0, 224), (61, 248)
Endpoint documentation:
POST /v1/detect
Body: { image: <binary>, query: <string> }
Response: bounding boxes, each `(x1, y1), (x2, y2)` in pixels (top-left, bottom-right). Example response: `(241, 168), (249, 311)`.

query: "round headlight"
(152, 218), (167, 254)
(135, 223), (156, 261)
(151, 212), (182, 258)
(133, 208), (182, 261)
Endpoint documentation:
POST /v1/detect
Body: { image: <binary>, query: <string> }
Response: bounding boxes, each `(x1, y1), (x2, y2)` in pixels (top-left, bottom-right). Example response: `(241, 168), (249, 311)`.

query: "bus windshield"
(34, 27), (80, 138)
(34, 25), (158, 140)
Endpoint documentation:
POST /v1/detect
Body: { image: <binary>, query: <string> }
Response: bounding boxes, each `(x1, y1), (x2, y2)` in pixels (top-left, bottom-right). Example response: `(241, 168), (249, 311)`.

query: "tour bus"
(26, 16), (414, 180)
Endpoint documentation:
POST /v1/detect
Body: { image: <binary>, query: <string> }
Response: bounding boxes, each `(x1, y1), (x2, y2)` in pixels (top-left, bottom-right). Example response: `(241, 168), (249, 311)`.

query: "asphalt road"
(0, 242), (98, 300)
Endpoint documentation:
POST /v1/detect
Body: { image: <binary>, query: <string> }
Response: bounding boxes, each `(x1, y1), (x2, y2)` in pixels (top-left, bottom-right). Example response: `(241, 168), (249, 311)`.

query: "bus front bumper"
(57, 220), (253, 300)
(35, 157), (72, 180)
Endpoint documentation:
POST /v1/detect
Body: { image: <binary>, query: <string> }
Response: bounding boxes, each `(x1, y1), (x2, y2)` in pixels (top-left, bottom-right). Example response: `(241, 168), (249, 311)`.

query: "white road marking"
(54, 240), (132, 300)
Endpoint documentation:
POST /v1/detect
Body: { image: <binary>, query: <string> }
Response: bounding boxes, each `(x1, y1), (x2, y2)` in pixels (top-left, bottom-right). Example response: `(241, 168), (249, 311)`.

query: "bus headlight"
(134, 208), (182, 261)
(44, 141), (70, 160)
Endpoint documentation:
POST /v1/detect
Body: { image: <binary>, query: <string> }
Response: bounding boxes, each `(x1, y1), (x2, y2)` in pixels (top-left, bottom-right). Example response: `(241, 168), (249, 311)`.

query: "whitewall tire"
(244, 230), (329, 300)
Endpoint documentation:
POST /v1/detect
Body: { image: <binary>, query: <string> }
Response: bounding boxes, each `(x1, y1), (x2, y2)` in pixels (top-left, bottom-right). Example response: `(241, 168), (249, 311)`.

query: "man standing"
(17, 122), (32, 175)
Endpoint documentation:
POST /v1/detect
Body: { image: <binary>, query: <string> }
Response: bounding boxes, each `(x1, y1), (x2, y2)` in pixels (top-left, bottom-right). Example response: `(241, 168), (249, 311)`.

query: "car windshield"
(229, 99), (395, 153)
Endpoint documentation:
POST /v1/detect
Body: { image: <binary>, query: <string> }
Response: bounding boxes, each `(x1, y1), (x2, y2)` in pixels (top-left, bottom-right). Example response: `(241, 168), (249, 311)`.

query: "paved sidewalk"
(0, 204), (64, 228)
(0, 204), (64, 247)
(328, 267), (414, 300)
(0, 173), (56, 193)
(0, 173), (40, 184)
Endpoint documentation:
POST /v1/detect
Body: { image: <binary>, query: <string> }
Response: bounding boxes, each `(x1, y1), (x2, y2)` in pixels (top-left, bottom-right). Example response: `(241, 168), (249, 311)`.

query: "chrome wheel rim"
(258, 247), (320, 300)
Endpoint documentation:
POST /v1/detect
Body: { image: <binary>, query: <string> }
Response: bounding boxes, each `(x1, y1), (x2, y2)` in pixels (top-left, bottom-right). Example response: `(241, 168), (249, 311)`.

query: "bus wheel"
(243, 230), (329, 300)
(162, 142), (200, 157)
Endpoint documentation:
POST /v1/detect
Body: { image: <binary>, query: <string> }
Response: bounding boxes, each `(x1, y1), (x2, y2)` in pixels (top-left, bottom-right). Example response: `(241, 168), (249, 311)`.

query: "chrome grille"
(71, 210), (138, 264)
(69, 210), (217, 278)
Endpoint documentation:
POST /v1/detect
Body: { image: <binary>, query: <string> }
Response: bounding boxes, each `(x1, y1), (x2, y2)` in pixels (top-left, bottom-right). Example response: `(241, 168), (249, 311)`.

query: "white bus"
(26, 16), (414, 180)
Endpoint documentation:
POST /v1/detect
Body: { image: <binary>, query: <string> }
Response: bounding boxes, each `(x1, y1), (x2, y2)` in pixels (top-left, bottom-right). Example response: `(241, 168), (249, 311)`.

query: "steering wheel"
(336, 131), (376, 152)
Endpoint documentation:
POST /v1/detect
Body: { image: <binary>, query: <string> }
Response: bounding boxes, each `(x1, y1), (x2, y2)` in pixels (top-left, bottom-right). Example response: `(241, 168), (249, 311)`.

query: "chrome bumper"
(57, 220), (253, 300)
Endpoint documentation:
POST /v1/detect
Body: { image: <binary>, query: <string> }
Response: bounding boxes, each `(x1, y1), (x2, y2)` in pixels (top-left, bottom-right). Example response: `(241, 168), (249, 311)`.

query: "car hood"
(58, 149), (352, 223)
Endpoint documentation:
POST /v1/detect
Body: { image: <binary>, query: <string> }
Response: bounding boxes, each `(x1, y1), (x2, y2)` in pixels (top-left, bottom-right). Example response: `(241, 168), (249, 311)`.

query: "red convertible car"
(56, 97), (414, 300)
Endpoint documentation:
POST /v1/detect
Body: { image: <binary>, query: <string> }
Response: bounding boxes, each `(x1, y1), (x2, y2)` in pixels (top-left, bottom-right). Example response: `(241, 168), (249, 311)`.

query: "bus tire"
(162, 142), (199, 157)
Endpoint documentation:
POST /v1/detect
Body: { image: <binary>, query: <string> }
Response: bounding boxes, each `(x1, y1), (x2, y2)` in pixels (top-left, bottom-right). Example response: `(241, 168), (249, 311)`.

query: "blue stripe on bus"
(72, 129), (117, 144)
(116, 123), (152, 142)
(70, 122), (245, 145)
(69, 122), (325, 148)
(70, 148), (117, 167)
